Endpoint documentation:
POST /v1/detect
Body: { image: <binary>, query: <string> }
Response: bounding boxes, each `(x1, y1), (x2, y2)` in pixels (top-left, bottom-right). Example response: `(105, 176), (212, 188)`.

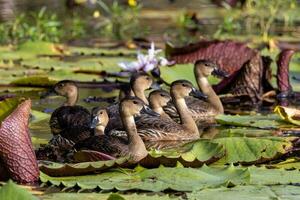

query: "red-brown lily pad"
(0, 99), (39, 184)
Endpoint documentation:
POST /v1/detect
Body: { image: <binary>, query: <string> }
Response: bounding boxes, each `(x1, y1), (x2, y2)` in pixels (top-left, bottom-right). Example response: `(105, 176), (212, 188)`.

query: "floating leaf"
(213, 137), (293, 164)
(216, 114), (298, 129)
(267, 158), (300, 170)
(0, 98), (20, 123)
(0, 180), (38, 200)
(40, 165), (249, 192)
(10, 76), (57, 87)
(30, 110), (50, 124)
(39, 157), (131, 177)
(276, 49), (295, 94)
(188, 185), (300, 200)
(249, 166), (300, 185)
(274, 106), (300, 126)
(166, 40), (257, 74)
(216, 128), (278, 138)
(39, 140), (224, 176)
(0, 99), (39, 183)
(41, 192), (175, 200)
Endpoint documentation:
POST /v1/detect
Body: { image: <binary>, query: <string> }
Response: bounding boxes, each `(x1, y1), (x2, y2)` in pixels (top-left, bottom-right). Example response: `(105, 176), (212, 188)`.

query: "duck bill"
(90, 116), (100, 129)
(190, 87), (207, 99)
(212, 68), (229, 78)
(141, 105), (160, 117)
(40, 88), (56, 99)
(150, 81), (161, 90)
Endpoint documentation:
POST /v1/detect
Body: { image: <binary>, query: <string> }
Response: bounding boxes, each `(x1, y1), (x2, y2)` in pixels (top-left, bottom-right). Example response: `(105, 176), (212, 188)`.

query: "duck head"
(149, 89), (172, 108)
(120, 96), (159, 118)
(130, 72), (160, 92)
(41, 80), (78, 106)
(171, 80), (207, 99)
(90, 107), (109, 135)
(194, 60), (228, 78)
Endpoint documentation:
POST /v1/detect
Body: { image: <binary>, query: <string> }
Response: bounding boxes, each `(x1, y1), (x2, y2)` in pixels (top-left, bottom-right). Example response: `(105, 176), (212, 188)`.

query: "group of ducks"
(39, 60), (228, 162)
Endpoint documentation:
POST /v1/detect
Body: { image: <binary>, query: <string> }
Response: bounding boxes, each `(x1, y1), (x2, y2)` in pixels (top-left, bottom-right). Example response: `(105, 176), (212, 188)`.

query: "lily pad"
(213, 137), (293, 164)
(274, 106), (300, 126)
(39, 140), (224, 176)
(10, 76), (57, 87)
(0, 180), (38, 200)
(39, 165), (249, 192)
(41, 193), (176, 200)
(267, 158), (300, 170)
(188, 185), (300, 200)
(249, 166), (300, 185)
(0, 98), (21, 123)
(216, 114), (299, 129)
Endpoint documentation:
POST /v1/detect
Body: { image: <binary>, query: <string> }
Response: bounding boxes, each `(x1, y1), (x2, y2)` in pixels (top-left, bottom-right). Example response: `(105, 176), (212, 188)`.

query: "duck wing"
(74, 135), (129, 157)
(105, 103), (123, 133)
(50, 105), (92, 142)
(135, 115), (187, 141)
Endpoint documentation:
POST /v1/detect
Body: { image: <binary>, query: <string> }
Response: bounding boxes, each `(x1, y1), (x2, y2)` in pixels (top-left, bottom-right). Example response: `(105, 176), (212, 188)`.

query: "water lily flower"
(118, 42), (173, 73)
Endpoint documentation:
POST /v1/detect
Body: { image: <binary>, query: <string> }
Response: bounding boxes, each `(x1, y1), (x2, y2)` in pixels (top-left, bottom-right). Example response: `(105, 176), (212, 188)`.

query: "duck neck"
(174, 97), (199, 135)
(132, 87), (149, 105)
(64, 93), (78, 106)
(150, 102), (164, 115)
(94, 126), (105, 135)
(121, 114), (147, 159)
(196, 73), (224, 114)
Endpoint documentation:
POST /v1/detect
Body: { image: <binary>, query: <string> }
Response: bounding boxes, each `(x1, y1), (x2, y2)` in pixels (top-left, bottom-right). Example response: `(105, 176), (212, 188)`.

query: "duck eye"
(133, 100), (138, 104)
(204, 63), (209, 67)
(182, 83), (187, 87)
(100, 111), (103, 114)
(160, 94), (165, 97)
(146, 77), (150, 80)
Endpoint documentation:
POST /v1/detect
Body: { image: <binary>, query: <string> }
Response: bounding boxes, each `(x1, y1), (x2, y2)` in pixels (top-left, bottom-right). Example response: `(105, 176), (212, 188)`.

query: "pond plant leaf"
(0, 180), (38, 200)
(213, 137), (293, 164)
(41, 192), (176, 200)
(276, 49), (295, 96)
(0, 99), (39, 184)
(39, 140), (224, 176)
(39, 165), (249, 192)
(248, 165), (300, 185)
(10, 76), (57, 87)
(41, 165), (300, 193)
(267, 158), (300, 170)
(216, 53), (271, 104)
(274, 106), (300, 126)
(188, 185), (300, 200)
(216, 114), (298, 129)
(165, 40), (257, 74)
(0, 98), (20, 123)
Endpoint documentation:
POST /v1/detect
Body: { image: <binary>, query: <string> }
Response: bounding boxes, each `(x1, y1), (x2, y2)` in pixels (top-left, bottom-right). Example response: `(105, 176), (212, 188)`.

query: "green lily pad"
(160, 64), (220, 85)
(0, 98), (22, 123)
(213, 137), (293, 164)
(188, 185), (300, 200)
(216, 114), (298, 129)
(10, 76), (57, 87)
(249, 166), (300, 185)
(39, 140), (224, 176)
(267, 158), (300, 170)
(215, 128), (278, 138)
(0, 180), (38, 200)
(39, 165), (249, 192)
(41, 193), (176, 200)
(30, 110), (50, 124)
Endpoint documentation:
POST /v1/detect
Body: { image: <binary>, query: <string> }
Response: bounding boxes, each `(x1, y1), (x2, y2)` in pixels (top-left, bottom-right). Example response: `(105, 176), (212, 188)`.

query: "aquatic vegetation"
(0, 1), (299, 199)
(215, 0), (299, 41)
(96, 0), (146, 40)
